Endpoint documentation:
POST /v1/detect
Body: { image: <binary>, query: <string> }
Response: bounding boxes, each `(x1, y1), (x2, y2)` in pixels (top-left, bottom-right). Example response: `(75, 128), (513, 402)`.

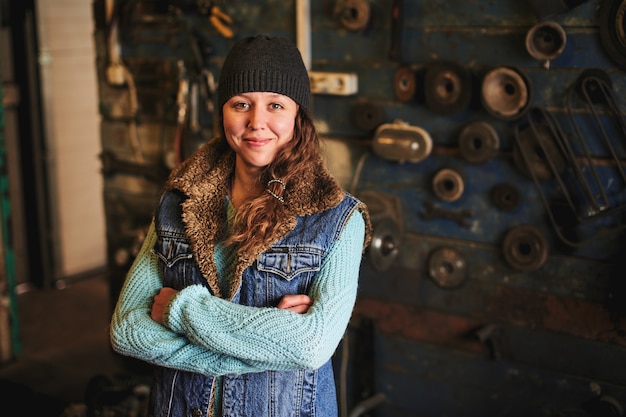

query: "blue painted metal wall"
(94, 0), (626, 415)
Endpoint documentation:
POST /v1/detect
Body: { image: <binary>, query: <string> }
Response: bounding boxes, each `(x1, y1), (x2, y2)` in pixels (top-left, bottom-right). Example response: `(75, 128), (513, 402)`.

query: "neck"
(230, 163), (263, 209)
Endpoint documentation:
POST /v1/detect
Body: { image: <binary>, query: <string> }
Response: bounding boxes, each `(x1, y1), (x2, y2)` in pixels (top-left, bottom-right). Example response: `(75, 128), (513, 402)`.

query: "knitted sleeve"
(109, 220), (264, 376)
(164, 210), (366, 371)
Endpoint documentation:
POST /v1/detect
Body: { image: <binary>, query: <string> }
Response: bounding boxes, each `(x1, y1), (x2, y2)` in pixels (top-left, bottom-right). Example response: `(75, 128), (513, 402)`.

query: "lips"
(244, 137), (271, 146)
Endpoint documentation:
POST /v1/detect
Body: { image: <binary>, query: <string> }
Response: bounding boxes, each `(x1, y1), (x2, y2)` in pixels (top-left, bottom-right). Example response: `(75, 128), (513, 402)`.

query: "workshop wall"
(93, 0), (626, 415)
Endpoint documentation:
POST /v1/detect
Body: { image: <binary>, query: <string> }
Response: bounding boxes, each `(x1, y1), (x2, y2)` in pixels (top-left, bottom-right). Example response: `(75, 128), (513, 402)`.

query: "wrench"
(419, 200), (473, 228)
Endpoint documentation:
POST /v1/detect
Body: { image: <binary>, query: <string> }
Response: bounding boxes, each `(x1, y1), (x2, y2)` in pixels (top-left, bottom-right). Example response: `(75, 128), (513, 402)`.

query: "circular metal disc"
(490, 183), (521, 211)
(481, 66), (531, 120)
(368, 218), (400, 271)
(502, 225), (548, 272)
(428, 247), (468, 289)
(340, 0), (371, 31)
(599, 0), (626, 70)
(525, 21), (567, 61)
(458, 121), (500, 163)
(351, 101), (385, 132)
(394, 66), (417, 102)
(432, 168), (465, 202)
(424, 62), (472, 115)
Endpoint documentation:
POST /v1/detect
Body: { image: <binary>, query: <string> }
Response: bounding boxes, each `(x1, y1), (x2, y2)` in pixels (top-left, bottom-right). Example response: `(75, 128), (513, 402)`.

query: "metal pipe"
(295, 0), (311, 70)
(348, 393), (387, 417)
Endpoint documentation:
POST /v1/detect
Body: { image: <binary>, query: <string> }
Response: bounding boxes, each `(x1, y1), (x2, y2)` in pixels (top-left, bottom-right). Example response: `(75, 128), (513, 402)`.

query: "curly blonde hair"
(225, 108), (320, 253)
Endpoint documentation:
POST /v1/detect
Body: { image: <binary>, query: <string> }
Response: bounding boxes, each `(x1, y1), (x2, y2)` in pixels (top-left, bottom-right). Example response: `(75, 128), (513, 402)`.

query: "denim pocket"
(152, 236), (199, 288)
(257, 246), (322, 281)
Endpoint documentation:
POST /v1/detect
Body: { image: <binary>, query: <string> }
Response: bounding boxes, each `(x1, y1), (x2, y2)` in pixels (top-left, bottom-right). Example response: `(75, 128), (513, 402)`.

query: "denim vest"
(148, 188), (362, 417)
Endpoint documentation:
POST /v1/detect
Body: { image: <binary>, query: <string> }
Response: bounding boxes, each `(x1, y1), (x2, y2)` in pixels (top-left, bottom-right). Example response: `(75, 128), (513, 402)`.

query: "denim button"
(191, 409), (203, 417)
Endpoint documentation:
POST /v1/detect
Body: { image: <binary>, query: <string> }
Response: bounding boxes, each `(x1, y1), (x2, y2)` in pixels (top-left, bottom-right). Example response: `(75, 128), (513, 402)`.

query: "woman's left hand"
(277, 294), (313, 314)
(151, 287), (179, 325)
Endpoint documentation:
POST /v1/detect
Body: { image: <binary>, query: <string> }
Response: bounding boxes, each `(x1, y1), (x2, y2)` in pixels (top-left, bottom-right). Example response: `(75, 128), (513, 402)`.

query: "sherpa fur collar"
(164, 136), (354, 298)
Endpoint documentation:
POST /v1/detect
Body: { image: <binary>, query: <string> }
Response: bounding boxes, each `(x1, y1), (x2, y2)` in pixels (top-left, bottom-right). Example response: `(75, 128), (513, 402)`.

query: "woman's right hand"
(277, 294), (313, 314)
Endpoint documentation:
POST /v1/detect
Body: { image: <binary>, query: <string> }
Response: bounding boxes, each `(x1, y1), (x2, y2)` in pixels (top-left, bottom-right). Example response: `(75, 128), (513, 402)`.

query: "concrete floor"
(0, 274), (150, 417)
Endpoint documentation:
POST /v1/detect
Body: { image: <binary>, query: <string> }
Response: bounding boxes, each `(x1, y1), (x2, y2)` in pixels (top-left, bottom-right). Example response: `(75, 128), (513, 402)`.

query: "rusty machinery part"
(457, 121), (500, 164)
(599, 0), (626, 70)
(512, 122), (566, 181)
(575, 68), (613, 105)
(388, 0), (404, 61)
(490, 182), (521, 211)
(368, 217), (401, 271)
(373, 120), (433, 163)
(351, 101), (385, 132)
(527, 0), (588, 20)
(393, 65), (417, 102)
(525, 21), (567, 64)
(502, 225), (549, 272)
(339, 0), (371, 31)
(423, 62), (472, 115)
(427, 247), (468, 289)
(481, 66), (532, 121)
(432, 168), (465, 202)
(420, 200), (472, 228)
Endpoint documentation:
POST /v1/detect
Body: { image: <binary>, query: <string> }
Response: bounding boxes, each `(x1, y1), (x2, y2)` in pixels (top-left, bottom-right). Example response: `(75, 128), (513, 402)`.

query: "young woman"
(110, 34), (371, 417)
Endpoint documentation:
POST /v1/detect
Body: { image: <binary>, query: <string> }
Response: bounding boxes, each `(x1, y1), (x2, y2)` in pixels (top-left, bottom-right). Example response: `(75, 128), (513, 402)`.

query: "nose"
(247, 107), (266, 129)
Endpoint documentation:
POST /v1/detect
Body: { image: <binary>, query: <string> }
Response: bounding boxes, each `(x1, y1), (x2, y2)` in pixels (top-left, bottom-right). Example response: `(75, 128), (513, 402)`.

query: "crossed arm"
(110, 212), (365, 375)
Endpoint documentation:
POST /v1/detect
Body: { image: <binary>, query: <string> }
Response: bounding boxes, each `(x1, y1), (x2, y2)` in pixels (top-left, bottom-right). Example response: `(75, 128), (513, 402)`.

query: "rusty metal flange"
(502, 225), (548, 272)
(428, 246), (468, 289)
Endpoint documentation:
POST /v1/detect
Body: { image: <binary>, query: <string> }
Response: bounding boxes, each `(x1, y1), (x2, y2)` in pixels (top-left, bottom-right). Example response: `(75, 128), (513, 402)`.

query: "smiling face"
(222, 91), (298, 174)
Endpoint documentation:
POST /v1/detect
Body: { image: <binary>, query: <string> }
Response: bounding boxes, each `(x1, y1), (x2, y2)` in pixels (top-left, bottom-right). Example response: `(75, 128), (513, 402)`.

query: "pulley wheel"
(513, 123), (566, 180)
(490, 182), (521, 211)
(458, 121), (500, 163)
(433, 168), (465, 202)
(525, 21), (567, 62)
(368, 217), (401, 271)
(502, 225), (548, 272)
(428, 247), (468, 289)
(351, 101), (385, 132)
(340, 0), (371, 31)
(599, 0), (626, 70)
(481, 66), (531, 120)
(394, 65), (417, 102)
(424, 62), (472, 115)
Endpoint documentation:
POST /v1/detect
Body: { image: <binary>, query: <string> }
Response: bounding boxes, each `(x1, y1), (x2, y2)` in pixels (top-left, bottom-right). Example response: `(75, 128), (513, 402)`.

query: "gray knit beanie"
(217, 35), (311, 112)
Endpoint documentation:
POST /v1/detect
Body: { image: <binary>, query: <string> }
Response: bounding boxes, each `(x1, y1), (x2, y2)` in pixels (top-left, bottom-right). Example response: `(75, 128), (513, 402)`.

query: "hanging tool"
(168, 1), (234, 38)
(196, 1), (234, 38)
(174, 61), (190, 166)
(419, 201), (472, 228)
(104, 0), (144, 163)
(388, 0), (404, 61)
(208, 4), (234, 38)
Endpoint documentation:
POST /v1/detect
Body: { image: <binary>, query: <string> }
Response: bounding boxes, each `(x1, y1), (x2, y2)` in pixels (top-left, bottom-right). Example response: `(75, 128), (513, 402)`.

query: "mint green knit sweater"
(110, 211), (365, 376)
